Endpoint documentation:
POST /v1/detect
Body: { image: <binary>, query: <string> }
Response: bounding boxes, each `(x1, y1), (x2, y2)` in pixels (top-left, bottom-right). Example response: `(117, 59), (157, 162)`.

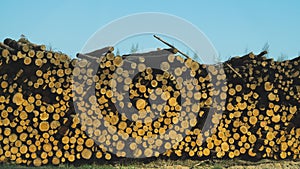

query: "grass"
(0, 163), (131, 169)
(212, 166), (223, 169)
(2, 159), (300, 169)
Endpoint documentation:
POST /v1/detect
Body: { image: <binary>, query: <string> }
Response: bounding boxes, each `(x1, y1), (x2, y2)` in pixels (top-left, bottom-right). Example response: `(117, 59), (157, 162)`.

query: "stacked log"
(0, 38), (300, 166)
(168, 52), (300, 160)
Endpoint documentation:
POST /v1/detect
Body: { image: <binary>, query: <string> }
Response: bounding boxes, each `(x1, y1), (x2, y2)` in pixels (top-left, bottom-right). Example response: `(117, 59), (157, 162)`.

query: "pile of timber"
(0, 38), (300, 166)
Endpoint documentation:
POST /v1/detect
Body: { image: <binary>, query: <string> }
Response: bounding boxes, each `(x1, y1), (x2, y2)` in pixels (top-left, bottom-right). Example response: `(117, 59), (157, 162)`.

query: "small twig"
(226, 63), (242, 78)
(191, 159), (213, 168)
(153, 35), (192, 60)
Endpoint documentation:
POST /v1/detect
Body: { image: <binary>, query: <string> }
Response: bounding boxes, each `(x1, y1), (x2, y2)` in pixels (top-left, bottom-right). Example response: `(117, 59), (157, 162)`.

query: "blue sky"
(1, 0), (300, 60)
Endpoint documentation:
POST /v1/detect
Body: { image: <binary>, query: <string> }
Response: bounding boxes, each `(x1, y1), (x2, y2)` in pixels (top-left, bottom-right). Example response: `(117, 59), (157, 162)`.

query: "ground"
(2, 159), (300, 169)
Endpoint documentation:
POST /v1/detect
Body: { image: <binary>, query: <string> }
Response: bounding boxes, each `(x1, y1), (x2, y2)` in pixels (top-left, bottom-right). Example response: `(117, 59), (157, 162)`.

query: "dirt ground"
(2, 159), (300, 169)
(128, 159), (300, 169)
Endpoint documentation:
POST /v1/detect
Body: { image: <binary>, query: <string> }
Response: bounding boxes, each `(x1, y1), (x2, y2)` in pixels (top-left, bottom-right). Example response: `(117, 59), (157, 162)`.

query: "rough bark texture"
(0, 38), (300, 166)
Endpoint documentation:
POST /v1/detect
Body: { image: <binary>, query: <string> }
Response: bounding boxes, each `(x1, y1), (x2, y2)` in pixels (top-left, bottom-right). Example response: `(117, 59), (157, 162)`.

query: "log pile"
(0, 38), (300, 166)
